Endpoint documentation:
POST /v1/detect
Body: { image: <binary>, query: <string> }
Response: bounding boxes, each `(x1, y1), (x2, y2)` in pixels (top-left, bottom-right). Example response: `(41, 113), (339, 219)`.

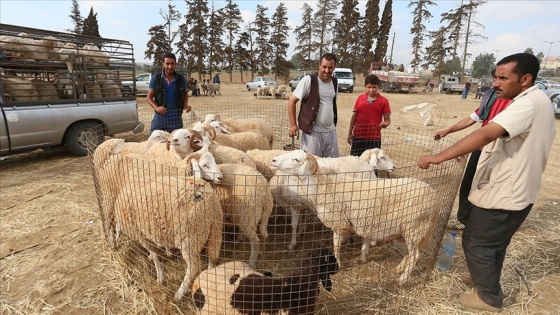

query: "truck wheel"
(348, 87), (353, 93)
(246, 85), (251, 91)
(64, 121), (100, 156)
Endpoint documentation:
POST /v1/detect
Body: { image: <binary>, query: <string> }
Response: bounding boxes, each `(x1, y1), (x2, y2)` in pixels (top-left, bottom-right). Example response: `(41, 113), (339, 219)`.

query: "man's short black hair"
(497, 53), (539, 84)
(365, 74), (380, 86)
(320, 53), (337, 65)
(162, 52), (177, 61)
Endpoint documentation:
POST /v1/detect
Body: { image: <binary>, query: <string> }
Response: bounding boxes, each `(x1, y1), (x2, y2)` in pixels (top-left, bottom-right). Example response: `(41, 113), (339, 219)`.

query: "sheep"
(270, 150), (440, 284)
(256, 87), (264, 99)
(30, 79), (58, 101)
(56, 42), (78, 73)
(211, 163), (273, 268)
(97, 79), (122, 98)
(268, 86), (277, 99)
(246, 149), (296, 181)
(197, 134), (258, 169)
(281, 91), (293, 100)
(194, 122), (271, 152)
(277, 85), (288, 95)
(191, 248), (338, 314)
(119, 130), (170, 154)
(93, 139), (224, 300)
(81, 43), (110, 68)
(0, 34), (57, 62)
(200, 115), (274, 149)
(0, 77), (39, 102)
(143, 128), (203, 161)
(85, 82), (103, 99)
(317, 148), (395, 180)
(206, 82), (221, 96)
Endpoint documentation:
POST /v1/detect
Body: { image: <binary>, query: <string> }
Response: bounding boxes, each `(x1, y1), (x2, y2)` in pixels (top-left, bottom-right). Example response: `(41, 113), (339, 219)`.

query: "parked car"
(121, 73), (152, 95)
(289, 75), (304, 91)
(540, 80), (560, 89)
(246, 76), (278, 91)
(544, 89), (560, 117)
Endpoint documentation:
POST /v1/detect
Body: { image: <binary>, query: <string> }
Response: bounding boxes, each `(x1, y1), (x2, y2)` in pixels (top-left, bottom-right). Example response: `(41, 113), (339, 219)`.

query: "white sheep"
(281, 91), (292, 100)
(96, 79), (122, 98)
(191, 248), (338, 315)
(56, 42), (78, 73)
(93, 139), (224, 300)
(31, 79), (59, 101)
(270, 150), (440, 284)
(246, 149), (296, 181)
(119, 130), (170, 154)
(256, 87), (263, 99)
(81, 43), (110, 68)
(201, 116), (274, 149)
(277, 85), (288, 95)
(196, 135), (258, 169)
(206, 83), (221, 96)
(143, 128), (203, 161)
(268, 86), (277, 99)
(211, 163), (273, 268)
(317, 148), (395, 180)
(0, 77), (39, 102)
(193, 122), (271, 152)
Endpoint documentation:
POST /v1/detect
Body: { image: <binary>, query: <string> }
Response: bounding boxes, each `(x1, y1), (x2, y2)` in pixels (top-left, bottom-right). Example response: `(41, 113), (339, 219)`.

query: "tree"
(471, 52), (495, 78)
(440, 3), (464, 76)
(207, 4), (225, 78)
(524, 48), (534, 55)
(423, 26), (450, 77)
(82, 7), (100, 38)
(253, 5), (272, 76)
(67, 0), (83, 34)
(145, 25), (171, 66)
(270, 3), (291, 81)
(458, 0), (487, 80)
(374, 0), (392, 63)
(233, 31), (251, 82)
(337, 0), (360, 68)
(177, 0), (210, 76)
(222, 0), (243, 82)
(293, 3), (315, 70)
(362, 0), (380, 71)
(408, 0), (436, 73)
(145, 1), (181, 65)
(313, 0), (338, 59)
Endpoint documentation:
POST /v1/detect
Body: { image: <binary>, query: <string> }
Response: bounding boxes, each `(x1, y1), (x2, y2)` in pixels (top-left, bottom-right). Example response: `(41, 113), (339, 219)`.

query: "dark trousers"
(457, 150), (481, 225)
(350, 138), (381, 157)
(462, 203), (532, 308)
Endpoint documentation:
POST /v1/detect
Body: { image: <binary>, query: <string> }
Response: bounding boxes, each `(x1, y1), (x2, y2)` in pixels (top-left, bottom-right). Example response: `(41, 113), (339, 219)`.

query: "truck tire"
(348, 87), (353, 93)
(64, 121), (100, 156)
(246, 85), (251, 91)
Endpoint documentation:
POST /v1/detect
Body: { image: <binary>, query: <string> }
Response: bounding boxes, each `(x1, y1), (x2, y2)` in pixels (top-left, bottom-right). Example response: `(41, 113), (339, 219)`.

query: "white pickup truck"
(121, 73), (152, 95)
(440, 75), (465, 94)
(0, 23), (143, 157)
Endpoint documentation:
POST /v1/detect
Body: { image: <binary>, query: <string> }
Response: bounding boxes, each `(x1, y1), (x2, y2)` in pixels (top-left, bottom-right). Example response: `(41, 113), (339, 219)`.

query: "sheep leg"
(288, 206), (300, 250)
(395, 234), (420, 285)
(360, 236), (371, 263)
(175, 244), (202, 301)
(258, 207), (272, 253)
(148, 250), (165, 284)
(206, 222), (222, 268)
(332, 230), (343, 268)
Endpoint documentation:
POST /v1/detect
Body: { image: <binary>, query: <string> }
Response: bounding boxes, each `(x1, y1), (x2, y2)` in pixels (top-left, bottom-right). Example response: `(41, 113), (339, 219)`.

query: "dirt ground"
(1, 75), (559, 314)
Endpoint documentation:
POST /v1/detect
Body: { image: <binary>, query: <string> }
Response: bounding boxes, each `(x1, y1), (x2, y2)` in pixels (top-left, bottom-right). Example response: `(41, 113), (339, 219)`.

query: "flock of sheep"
(0, 32), (124, 102)
(256, 85), (292, 100)
(91, 113), (443, 313)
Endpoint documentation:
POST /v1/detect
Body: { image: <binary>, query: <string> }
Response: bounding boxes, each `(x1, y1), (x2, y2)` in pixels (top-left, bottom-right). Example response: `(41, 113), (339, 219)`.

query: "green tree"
(471, 52), (495, 78)
(423, 26), (450, 77)
(337, 0), (360, 68)
(82, 7), (100, 38)
(408, 0), (436, 72)
(374, 0), (392, 63)
(253, 5), (272, 76)
(222, 0), (243, 82)
(440, 3), (464, 76)
(524, 47), (534, 55)
(270, 2), (291, 81)
(67, 0), (83, 34)
(459, 0), (487, 80)
(177, 0), (210, 75)
(145, 25), (171, 66)
(313, 0), (338, 59)
(207, 5), (225, 78)
(362, 0), (380, 70)
(293, 3), (314, 70)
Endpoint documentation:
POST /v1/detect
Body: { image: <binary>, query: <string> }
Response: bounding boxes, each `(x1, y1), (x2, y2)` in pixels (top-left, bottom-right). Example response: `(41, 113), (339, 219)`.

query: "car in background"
(544, 89), (560, 117)
(289, 75), (304, 91)
(246, 76), (279, 91)
(540, 79), (560, 89)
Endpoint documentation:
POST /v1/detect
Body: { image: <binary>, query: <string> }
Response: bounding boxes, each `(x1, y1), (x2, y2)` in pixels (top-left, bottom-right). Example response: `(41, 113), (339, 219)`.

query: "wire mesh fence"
(87, 109), (466, 314)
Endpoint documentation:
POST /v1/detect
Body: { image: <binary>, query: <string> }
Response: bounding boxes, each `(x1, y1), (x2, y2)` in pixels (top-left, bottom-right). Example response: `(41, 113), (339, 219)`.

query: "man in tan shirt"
(418, 53), (555, 312)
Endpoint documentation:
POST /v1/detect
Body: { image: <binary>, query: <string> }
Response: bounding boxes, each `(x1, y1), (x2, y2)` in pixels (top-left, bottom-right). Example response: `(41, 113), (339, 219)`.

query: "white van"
(333, 68), (355, 93)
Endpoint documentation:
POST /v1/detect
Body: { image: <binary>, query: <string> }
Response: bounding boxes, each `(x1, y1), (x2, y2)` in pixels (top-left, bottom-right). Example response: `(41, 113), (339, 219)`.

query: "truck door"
(0, 106), (9, 155)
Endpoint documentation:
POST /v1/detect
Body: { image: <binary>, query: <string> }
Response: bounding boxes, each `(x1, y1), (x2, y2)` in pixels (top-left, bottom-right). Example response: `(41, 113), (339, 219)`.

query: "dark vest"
(154, 72), (187, 115)
(297, 73), (338, 134)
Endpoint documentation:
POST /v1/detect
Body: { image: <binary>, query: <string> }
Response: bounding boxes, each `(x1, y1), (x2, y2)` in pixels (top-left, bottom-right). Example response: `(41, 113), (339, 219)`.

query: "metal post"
(543, 41), (559, 75)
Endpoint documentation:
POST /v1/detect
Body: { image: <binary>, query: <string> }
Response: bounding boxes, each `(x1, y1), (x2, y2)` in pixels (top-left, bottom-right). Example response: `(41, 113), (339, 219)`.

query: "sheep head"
(203, 113), (220, 124)
(209, 121), (232, 134)
(147, 130), (170, 143)
(271, 150), (319, 176)
(360, 148), (395, 172)
(169, 129), (200, 160)
(186, 151), (223, 183)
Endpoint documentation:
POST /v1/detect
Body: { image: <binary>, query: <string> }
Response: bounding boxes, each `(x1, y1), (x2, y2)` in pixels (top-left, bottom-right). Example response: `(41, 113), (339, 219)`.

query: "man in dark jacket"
(147, 52), (191, 132)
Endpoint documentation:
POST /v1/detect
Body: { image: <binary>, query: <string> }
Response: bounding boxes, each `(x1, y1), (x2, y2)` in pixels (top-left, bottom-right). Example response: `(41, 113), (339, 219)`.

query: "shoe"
(447, 222), (465, 230)
(458, 292), (501, 312)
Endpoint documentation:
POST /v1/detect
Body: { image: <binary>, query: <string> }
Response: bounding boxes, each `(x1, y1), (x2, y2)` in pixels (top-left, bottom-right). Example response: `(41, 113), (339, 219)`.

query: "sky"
(1, 0), (560, 71)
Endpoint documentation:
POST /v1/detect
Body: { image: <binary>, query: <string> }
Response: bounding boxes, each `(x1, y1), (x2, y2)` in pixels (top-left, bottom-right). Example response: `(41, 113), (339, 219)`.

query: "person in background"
(288, 53), (340, 158)
(418, 53), (555, 313)
(475, 80), (483, 99)
(439, 78), (445, 93)
(146, 52), (191, 133)
(347, 74), (391, 156)
(188, 77), (200, 96)
(213, 73), (221, 84)
(462, 79), (472, 99)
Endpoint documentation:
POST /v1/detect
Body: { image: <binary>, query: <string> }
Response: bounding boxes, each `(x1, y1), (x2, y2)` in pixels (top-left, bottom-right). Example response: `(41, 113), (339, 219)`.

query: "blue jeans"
(462, 89), (469, 99)
(150, 112), (183, 133)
